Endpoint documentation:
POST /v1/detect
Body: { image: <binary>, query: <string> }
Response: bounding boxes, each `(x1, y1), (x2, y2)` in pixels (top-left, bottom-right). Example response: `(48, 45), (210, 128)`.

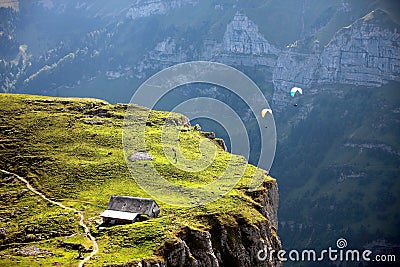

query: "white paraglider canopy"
(290, 87), (303, 97)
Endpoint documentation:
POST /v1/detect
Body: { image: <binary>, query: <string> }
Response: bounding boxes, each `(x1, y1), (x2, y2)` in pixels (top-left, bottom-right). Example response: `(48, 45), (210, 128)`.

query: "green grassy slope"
(0, 93), (276, 266)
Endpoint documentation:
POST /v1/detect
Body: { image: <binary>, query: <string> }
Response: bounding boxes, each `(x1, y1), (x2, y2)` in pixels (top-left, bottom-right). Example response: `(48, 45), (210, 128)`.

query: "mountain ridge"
(2, 4), (399, 106)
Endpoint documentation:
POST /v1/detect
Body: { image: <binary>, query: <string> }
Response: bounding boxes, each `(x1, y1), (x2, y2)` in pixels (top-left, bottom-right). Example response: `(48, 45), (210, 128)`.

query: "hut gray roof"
(106, 196), (160, 218)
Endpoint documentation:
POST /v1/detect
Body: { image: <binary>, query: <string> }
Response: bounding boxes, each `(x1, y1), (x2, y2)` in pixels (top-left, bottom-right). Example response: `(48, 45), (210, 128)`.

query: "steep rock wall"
(272, 9), (400, 109)
(133, 180), (281, 267)
(133, 9), (399, 112)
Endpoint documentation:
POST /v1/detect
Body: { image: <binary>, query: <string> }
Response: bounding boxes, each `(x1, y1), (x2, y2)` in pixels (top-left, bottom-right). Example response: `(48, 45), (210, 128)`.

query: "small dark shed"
(100, 196), (160, 225)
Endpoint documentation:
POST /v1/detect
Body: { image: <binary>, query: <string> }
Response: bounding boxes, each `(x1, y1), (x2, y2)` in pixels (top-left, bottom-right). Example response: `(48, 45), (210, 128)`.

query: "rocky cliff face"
(135, 181), (281, 267)
(134, 9), (399, 110)
(135, 12), (280, 77)
(223, 12), (279, 56)
(272, 9), (400, 109)
(320, 9), (400, 86)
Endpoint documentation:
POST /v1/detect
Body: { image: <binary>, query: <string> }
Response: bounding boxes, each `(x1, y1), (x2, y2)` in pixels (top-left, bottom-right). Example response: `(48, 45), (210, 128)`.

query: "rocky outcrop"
(245, 180), (279, 231)
(135, 12), (280, 76)
(136, 180), (281, 267)
(223, 12), (279, 56)
(165, 229), (219, 267)
(163, 180), (280, 267)
(214, 12), (279, 68)
(319, 9), (400, 86)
